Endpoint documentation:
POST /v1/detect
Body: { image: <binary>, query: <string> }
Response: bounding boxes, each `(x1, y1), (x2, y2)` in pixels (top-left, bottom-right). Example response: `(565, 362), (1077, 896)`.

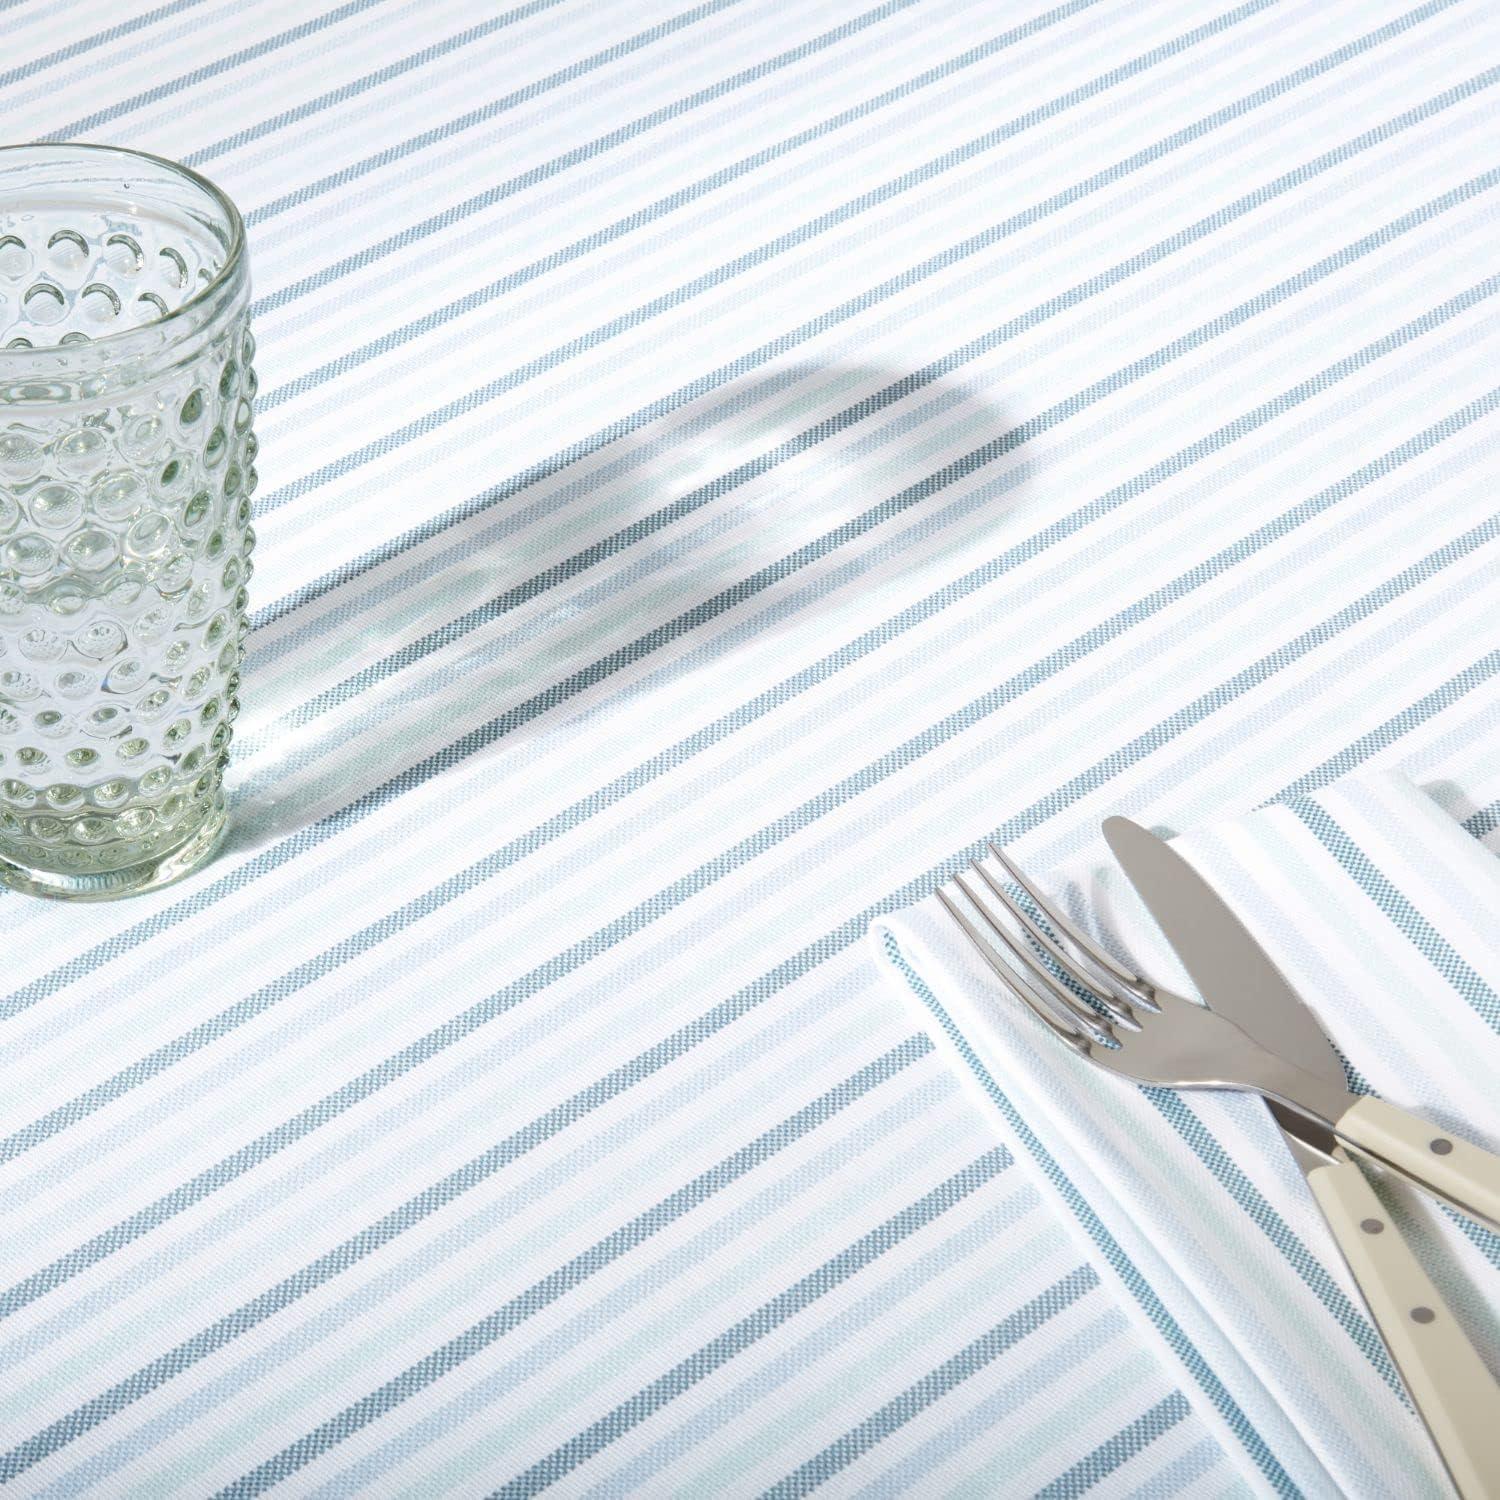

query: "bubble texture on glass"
(0, 192), (253, 886)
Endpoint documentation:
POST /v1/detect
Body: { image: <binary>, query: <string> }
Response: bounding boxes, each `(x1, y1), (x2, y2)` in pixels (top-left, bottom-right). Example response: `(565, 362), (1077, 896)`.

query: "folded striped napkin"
(872, 772), (1500, 1499)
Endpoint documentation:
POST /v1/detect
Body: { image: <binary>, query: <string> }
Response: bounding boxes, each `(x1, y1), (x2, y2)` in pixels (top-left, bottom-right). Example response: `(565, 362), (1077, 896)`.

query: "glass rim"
(0, 141), (246, 371)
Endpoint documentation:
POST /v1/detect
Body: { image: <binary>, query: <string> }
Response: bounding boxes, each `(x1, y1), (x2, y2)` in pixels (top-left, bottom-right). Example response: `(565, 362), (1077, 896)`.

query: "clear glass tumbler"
(0, 145), (256, 899)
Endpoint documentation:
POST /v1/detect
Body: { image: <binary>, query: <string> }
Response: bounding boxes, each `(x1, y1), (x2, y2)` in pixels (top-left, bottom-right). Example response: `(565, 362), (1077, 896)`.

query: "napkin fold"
(872, 772), (1500, 1499)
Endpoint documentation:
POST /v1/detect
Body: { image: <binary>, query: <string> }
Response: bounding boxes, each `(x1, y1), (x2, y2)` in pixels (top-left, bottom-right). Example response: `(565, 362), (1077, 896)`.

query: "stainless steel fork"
(937, 844), (1500, 1231)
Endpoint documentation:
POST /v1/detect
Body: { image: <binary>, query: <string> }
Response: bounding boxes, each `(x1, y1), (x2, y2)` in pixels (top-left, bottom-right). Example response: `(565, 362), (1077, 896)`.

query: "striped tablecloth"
(2, 0), (1498, 1494)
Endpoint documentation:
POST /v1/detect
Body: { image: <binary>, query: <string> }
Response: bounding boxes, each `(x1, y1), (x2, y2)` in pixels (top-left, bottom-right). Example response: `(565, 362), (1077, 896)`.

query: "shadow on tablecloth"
(223, 362), (1030, 853)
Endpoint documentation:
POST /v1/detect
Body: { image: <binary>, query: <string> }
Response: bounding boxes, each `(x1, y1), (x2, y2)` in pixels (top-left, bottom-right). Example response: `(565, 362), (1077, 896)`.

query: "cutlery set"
(940, 819), (1500, 1498)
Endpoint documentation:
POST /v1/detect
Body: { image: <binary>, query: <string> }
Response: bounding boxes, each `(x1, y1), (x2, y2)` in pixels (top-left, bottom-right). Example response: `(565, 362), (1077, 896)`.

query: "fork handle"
(1308, 1151), (1500, 1500)
(1334, 1097), (1500, 1232)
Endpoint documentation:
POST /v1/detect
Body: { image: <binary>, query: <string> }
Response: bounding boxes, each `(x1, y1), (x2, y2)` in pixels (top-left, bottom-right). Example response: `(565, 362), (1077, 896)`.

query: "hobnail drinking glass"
(0, 144), (256, 899)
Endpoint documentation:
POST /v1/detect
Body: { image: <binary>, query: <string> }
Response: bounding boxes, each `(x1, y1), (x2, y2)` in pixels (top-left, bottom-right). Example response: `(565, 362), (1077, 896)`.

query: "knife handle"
(1334, 1097), (1500, 1232)
(1308, 1151), (1500, 1500)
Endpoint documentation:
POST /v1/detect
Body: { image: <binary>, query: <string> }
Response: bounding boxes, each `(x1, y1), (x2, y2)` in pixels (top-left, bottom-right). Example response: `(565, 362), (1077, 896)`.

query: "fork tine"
(954, 871), (1116, 1042)
(950, 872), (1115, 1047)
(987, 843), (1155, 1009)
(937, 887), (1089, 1051)
(968, 860), (1141, 1028)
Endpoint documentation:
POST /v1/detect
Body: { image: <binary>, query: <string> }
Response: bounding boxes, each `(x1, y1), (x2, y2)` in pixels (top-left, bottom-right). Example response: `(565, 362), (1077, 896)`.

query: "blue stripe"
(1123, 1437), (1231, 1500)
(244, 170), (1500, 755)
(841, 1310), (1137, 1500)
(257, 0), (1268, 399)
(240, 0), (767, 228)
(247, 44), (1491, 632)
(255, 3), (1479, 516)
(881, 936), (1295, 1495)
(249, 0), (1044, 315)
(182, 0), (576, 166)
(476, 1152), (1012, 1500)
(0, 1038), (934, 1481)
(757, 1266), (1101, 1499)
(1032, 1394), (1193, 1499)
(40, 0), (403, 140)
(1288, 801), (1500, 1032)
(0, 0), (218, 92)
(1463, 801), (1500, 841)
(1005, 515), (1500, 833)
(1274, 650), (1500, 804)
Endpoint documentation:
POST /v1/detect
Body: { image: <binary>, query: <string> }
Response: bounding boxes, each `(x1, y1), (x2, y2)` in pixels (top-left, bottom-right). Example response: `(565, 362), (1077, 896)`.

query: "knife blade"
(1101, 815), (1342, 1160)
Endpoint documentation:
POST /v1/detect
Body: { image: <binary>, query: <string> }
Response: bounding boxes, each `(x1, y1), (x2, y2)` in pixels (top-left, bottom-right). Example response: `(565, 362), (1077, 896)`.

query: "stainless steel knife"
(1103, 815), (1500, 1500)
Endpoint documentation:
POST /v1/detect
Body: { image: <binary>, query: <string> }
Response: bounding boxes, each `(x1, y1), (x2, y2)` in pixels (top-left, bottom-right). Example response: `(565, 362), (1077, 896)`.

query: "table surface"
(2, 1), (1498, 1494)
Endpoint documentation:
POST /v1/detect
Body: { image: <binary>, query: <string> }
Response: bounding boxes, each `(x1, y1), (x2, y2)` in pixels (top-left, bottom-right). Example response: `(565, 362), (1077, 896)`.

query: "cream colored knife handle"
(1334, 1097), (1500, 1231)
(1308, 1152), (1500, 1500)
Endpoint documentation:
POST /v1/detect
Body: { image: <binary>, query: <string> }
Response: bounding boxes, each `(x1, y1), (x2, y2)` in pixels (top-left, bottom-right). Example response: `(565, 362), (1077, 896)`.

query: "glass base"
(0, 797), (227, 901)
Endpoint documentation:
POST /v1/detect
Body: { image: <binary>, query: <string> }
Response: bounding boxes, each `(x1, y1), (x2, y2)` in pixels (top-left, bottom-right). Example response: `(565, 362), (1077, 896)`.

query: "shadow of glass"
(224, 362), (1030, 853)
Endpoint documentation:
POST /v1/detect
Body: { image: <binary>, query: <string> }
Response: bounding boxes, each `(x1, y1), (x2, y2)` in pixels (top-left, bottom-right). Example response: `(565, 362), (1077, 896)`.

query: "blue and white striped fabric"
(1, 0), (1498, 1492)
(874, 772), (1500, 1498)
